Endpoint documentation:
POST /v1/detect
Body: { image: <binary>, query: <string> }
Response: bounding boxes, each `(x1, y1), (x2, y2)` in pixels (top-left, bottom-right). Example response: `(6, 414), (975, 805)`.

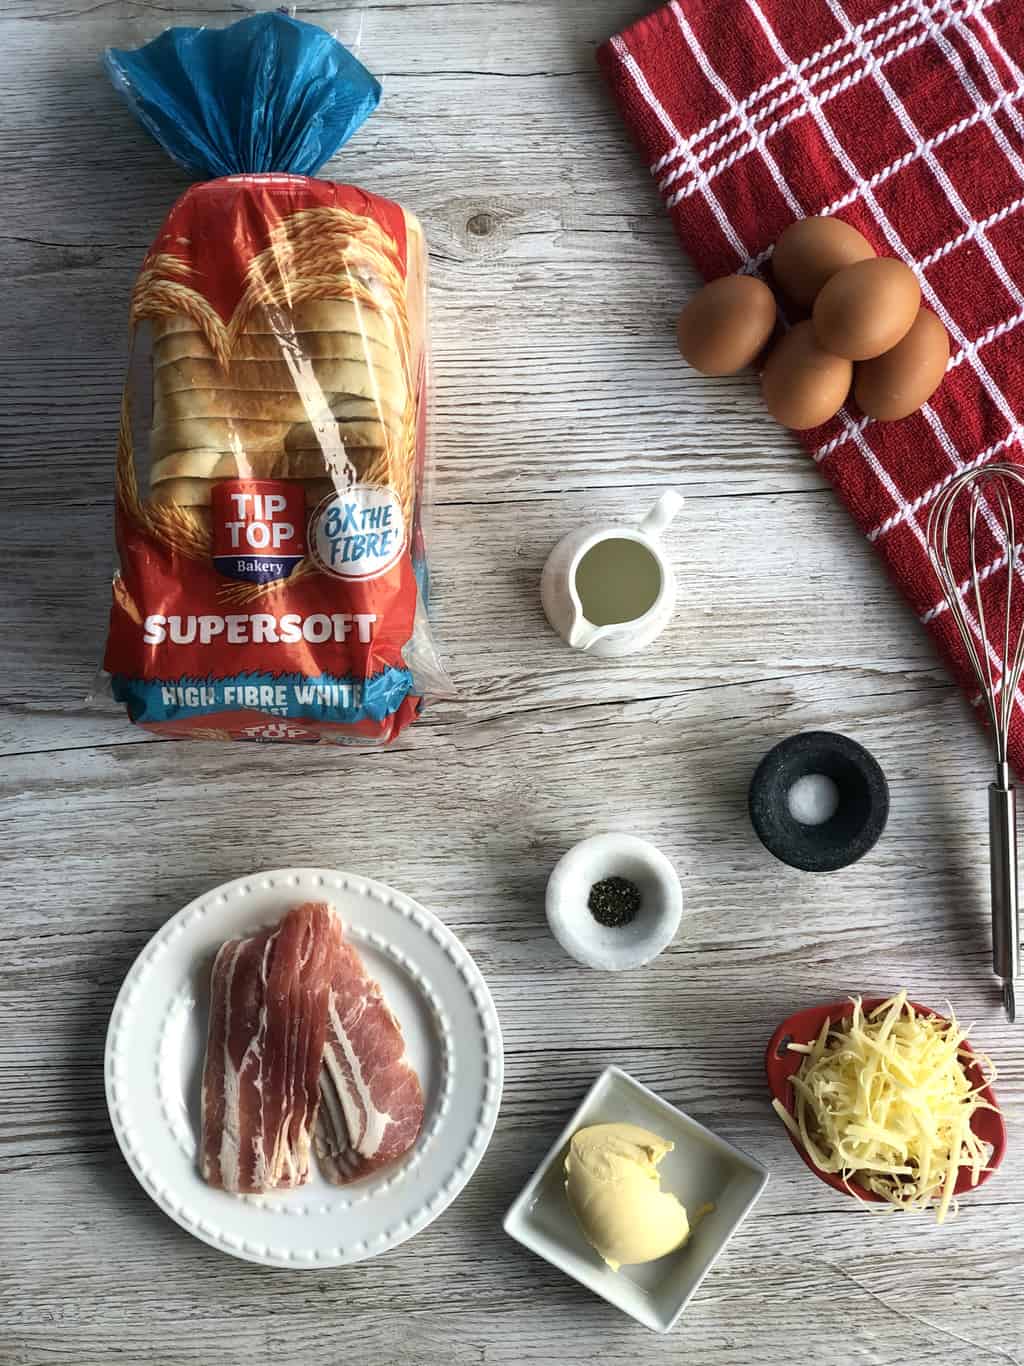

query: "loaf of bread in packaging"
(102, 13), (449, 747)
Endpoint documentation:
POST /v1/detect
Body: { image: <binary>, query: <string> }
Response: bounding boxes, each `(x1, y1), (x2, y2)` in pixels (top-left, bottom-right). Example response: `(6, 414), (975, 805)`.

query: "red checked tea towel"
(599, 0), (1024, 768)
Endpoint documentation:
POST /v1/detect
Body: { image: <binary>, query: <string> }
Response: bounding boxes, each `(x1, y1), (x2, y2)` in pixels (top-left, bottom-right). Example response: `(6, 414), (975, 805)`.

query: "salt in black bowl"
(748, 731), (889, 872)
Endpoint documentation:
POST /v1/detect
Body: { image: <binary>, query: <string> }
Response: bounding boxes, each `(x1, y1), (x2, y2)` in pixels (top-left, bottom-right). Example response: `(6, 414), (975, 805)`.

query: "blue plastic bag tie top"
(105, 12), (381, 179)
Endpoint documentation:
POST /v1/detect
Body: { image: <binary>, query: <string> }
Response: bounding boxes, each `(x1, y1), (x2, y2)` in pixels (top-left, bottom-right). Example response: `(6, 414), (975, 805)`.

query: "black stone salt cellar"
(748, 731), (889, 872)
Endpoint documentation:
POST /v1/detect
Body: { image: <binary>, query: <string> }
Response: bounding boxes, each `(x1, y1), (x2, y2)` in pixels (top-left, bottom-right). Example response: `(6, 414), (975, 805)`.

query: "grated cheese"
(772, 990), (997, 1222)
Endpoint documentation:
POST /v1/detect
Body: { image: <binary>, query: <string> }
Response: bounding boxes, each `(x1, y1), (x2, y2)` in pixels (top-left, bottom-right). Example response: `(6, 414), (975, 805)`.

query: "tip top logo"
(310, 483), (407, 582)
(211, 481), (306, 585)
(238, 720), (320, 743)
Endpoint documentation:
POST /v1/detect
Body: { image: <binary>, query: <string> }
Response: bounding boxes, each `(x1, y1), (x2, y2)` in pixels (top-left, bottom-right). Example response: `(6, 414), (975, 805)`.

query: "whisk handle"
(988, 782), (1021, 990)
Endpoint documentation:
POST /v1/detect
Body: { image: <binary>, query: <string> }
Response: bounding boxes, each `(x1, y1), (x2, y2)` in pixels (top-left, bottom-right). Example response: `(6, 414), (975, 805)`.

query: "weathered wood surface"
(1, 2), (1022, 1364)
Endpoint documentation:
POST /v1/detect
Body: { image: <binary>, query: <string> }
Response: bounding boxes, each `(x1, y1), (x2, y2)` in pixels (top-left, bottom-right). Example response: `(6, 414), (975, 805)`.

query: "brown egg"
(773, 217), (875, 310)
(854, 309), (950, 420)
(813, 257), (921, 360)
(761, 320), (853, 430)
(676, 275), (777, 376)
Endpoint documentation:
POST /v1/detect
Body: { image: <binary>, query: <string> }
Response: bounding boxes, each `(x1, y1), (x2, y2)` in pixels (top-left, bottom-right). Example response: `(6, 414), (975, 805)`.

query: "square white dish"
(503, 1065), (768, 1333)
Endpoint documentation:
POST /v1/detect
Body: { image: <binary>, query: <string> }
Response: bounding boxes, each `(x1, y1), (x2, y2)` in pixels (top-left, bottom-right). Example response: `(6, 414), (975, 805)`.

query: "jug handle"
(640, 490), (684, 539)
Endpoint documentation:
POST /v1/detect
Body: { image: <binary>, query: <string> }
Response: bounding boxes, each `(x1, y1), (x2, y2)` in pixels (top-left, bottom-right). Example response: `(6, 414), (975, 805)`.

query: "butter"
(564, 1123), (690, 1272)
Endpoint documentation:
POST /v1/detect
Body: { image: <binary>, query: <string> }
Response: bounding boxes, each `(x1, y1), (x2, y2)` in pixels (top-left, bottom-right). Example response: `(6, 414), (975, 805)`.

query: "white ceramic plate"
(105, 868), (503, 1268)
(503, 1067), (767, 1333)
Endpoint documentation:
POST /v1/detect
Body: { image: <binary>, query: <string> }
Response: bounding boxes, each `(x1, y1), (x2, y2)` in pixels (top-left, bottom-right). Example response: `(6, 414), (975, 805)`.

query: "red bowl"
(765, 999), (1006, 1203)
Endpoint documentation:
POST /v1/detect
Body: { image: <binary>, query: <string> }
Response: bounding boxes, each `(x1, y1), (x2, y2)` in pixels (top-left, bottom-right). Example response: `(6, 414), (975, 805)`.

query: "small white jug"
(540, 491), (683, 657)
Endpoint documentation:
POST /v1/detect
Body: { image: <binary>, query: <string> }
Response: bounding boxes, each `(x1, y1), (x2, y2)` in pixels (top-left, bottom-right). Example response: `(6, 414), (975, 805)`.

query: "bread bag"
(101, 13), (449, 745)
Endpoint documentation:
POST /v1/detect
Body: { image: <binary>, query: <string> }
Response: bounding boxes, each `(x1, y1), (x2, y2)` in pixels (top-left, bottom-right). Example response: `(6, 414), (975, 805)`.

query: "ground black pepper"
(588, 876), (642, 928)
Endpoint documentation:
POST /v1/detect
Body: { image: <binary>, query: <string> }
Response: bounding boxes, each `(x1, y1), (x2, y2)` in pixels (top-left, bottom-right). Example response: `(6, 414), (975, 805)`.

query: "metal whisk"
(927, 463), (1024, 1022)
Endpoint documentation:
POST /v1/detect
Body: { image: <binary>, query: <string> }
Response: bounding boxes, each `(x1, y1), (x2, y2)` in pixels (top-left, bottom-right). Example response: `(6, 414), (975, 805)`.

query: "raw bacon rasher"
(201, 902), (341, 1193)
(316, 938), (425, 1184)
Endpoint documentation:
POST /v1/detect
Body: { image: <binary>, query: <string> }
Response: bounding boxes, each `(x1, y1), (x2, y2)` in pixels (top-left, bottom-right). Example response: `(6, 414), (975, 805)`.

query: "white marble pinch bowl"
(545, 833), (682, 971)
